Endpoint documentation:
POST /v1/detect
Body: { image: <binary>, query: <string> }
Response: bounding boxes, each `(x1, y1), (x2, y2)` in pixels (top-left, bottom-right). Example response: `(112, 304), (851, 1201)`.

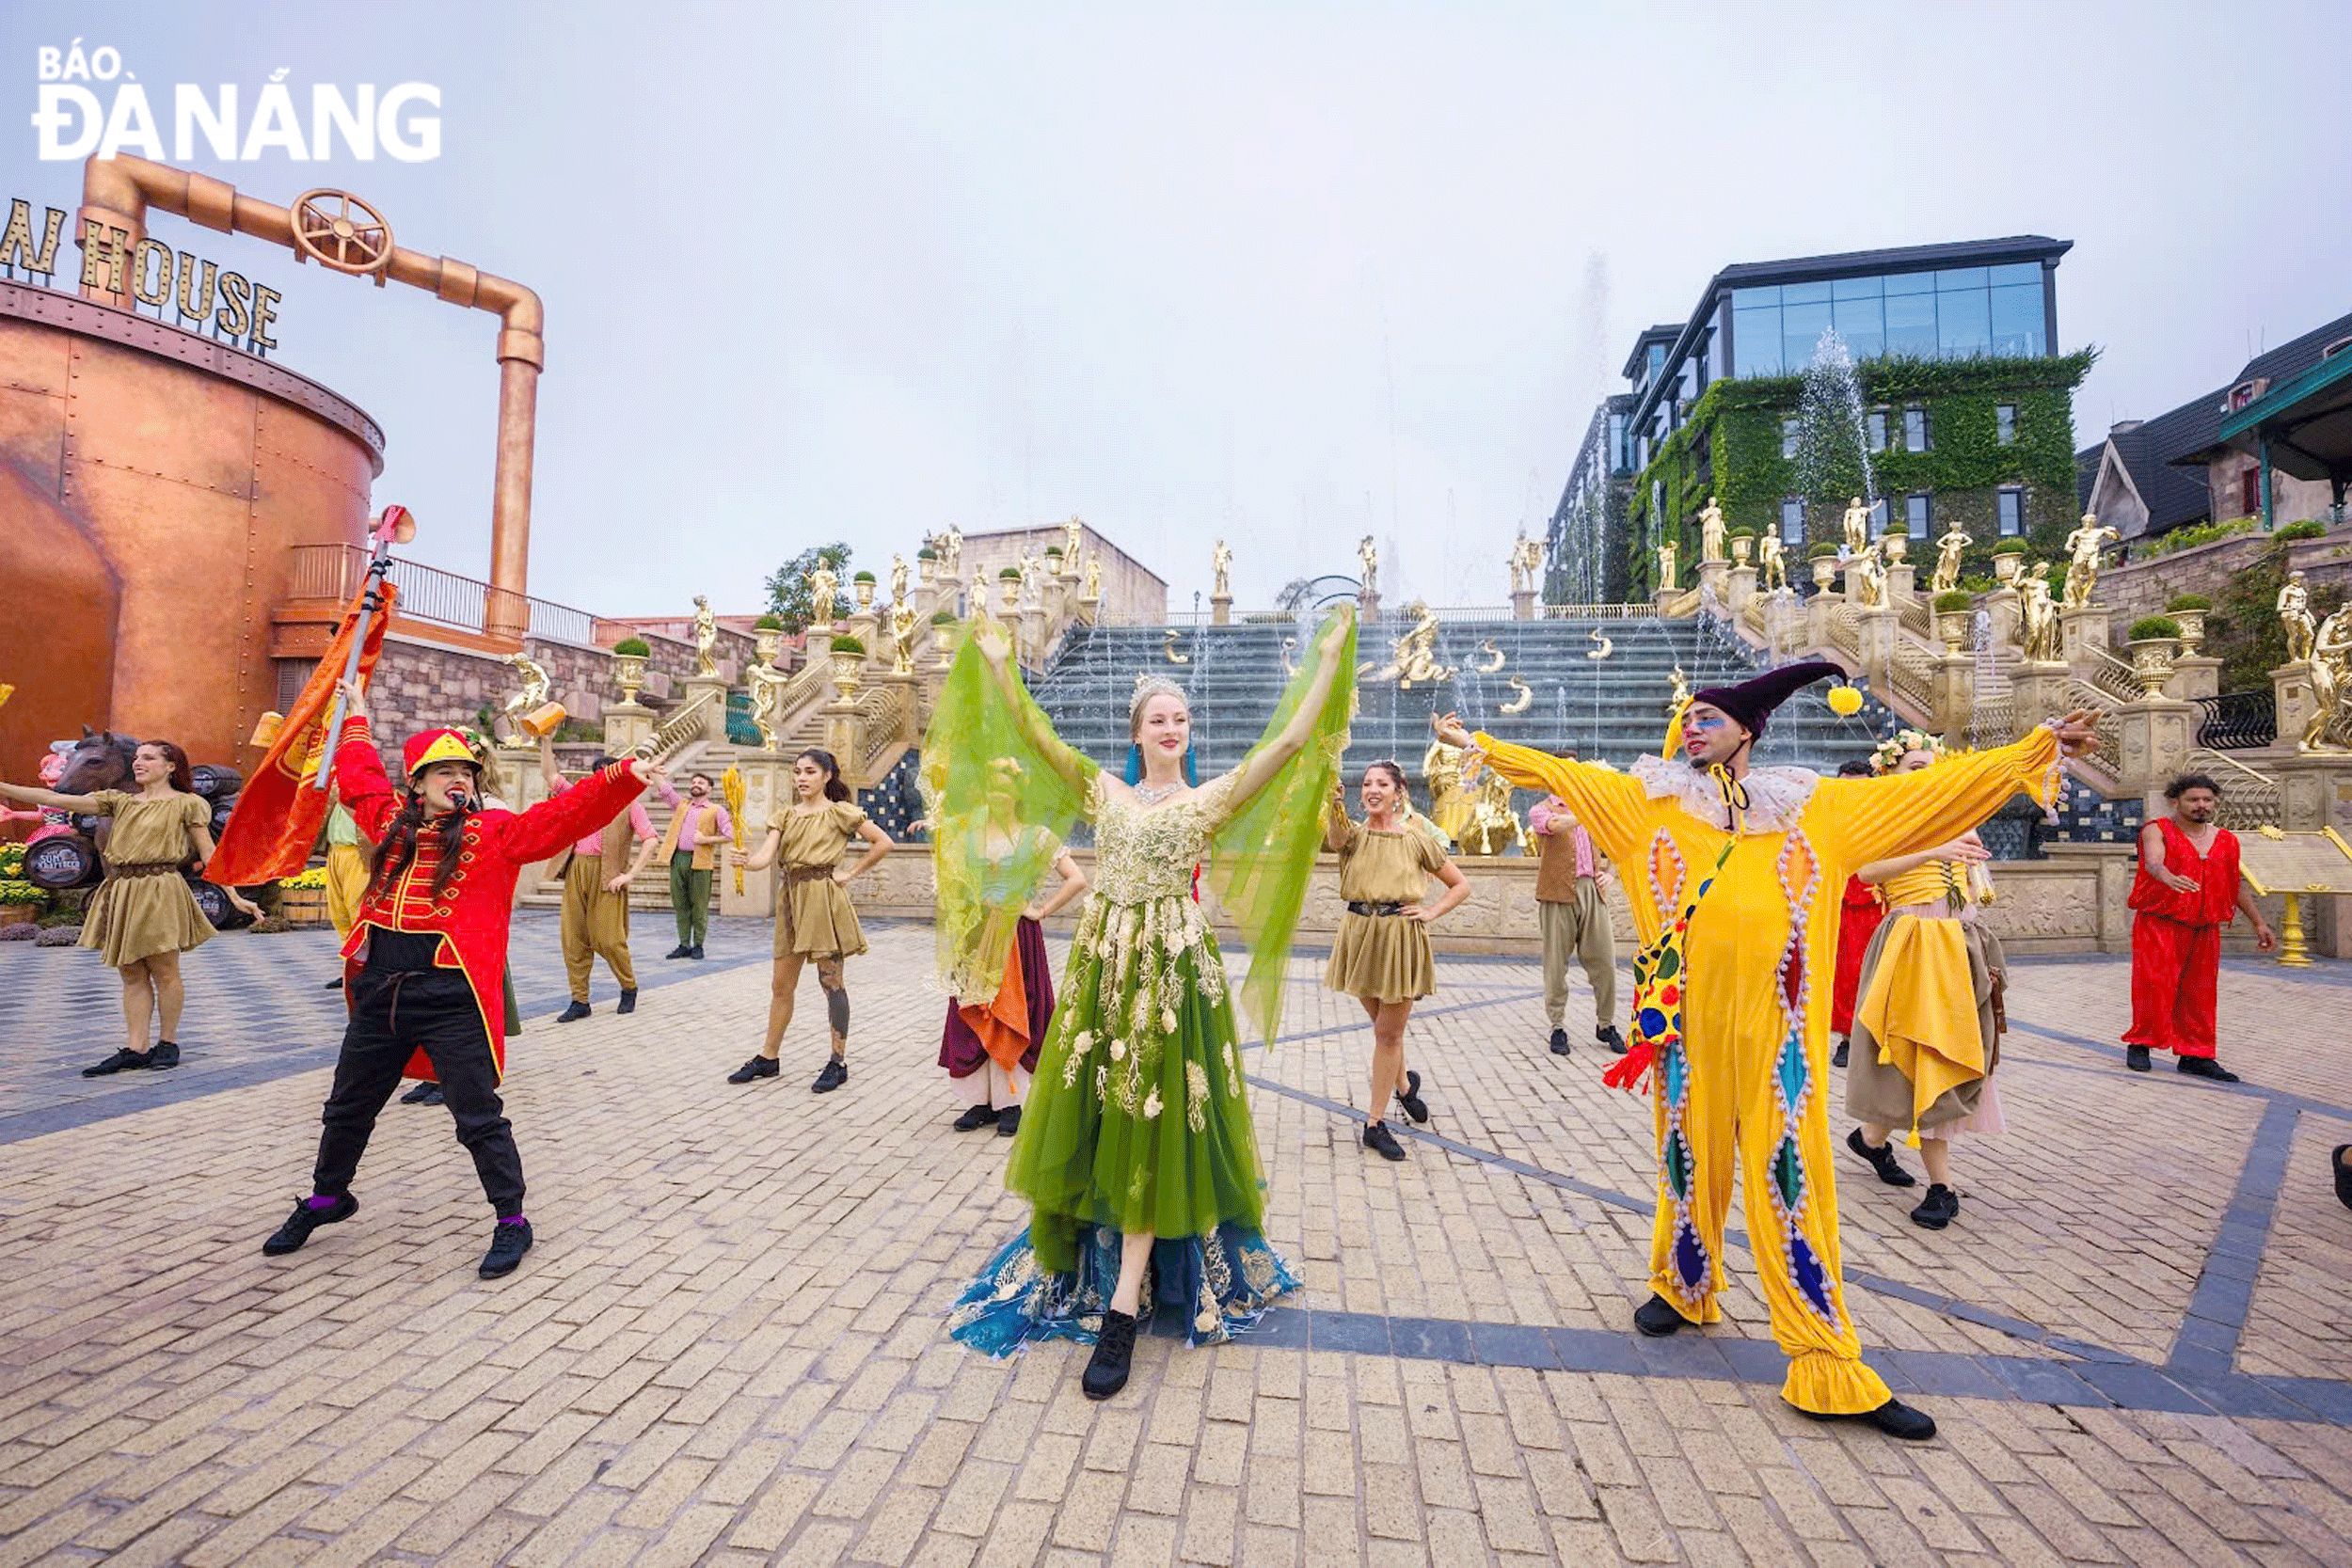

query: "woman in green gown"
(937, 607), (1358, 1398)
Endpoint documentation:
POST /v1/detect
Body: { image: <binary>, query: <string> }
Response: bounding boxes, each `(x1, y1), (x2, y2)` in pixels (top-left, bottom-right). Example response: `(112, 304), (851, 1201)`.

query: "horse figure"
(51, 729), (138, 851)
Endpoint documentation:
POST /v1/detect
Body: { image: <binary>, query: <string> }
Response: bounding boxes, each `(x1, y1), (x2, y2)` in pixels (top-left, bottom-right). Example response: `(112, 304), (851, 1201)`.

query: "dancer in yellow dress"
(1437, 668), (2099, 1440)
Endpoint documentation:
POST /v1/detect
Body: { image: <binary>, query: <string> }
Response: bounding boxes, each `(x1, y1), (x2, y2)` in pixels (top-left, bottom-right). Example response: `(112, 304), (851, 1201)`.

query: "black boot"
(1803, 1397), (1937, 1442)
(262, 1193), (358, 1256)
(1393, 1070), (1428, 1125)
(1363, 1120), (1406, 1161)
(812, 1057), (849, 1093)
(689, 943), (706, 959)
(556, 1001), (591, 1023)
(1633, 1293), (1686, 1338)
(1846, 1127), (1916, 1187)
(995, 1105), (1022, 1138)
(2178, 1055), (2240, 1083)
(1832, 1037), (1850, 1069)
(727, 1055), (780, 1085)
(401, 1081), (444, 1105)
(1597, 1024), (1627, 1055)
(1549, 1027), (1571, 1056)
(479, 1219), (533, 1278)
(1082, 1308), (1139, 1400)
(1909, 1183), (1960, 1229)
(2125, 1044), (2152, 1072)
(617, 989), (637, 1016)
(952, 1103), (998, 1132)
(324, 975), (344, 990)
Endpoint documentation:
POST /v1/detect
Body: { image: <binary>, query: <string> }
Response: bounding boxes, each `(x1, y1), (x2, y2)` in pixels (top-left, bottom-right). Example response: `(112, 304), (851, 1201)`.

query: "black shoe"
(2333, 1146), (2352, 1212)
(1909, 1183), (1960, 1230)
(479, 1220), (533, 1279)
(689, 944), (706, 960)
(1847, 1127), (1917, 1188)
(149, 1040), (180, 1069)
(1082, 1309), (1138, 1400)
(400, 1080), (443, 1104)
(80, 1048), (151, 1077)
(812, 1057), (849, 1093)
(1363, 1120), (1406, 1161)
(1633, 1293), (1686, 1338)
(2125, 1044), (2152, 1072)
(617, 989), (637, 1015)
(727, 1055), (779, 1085)
(1549, 1027), (1572, 1056)
(1804, 1397), (1937, 1442)
(1394, 1070), (1428, 1125)
(2178, 1056), (2240, 1083)
(996, 1105), (1022, 1138)
(556, 1001), (592, 1023)
(262, 1193), (358, 1256)
(324, 975), (344, 990)
(1597, 1024), (1627, 1055)
(665, 944), (691, 959)
(1832, 1037), (1850, 1069)
(952, 1102), (998, 1132)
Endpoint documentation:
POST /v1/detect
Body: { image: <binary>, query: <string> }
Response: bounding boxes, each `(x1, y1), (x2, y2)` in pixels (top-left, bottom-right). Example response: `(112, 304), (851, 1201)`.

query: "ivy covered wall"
(1625, 351), (2095, 595)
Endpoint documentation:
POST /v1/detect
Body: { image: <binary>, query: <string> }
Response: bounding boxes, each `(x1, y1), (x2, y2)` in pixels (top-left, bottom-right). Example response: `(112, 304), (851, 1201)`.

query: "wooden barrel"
(210, 795), (237, 835)
(191, 764), (244, 801)
(186, 878), (257, 931)
(70, 813), (99, 836)
(24, 833), (101, 890)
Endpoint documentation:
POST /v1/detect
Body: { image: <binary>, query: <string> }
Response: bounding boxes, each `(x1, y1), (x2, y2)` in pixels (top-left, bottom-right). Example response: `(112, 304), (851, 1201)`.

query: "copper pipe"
(77, 154), (544, 640)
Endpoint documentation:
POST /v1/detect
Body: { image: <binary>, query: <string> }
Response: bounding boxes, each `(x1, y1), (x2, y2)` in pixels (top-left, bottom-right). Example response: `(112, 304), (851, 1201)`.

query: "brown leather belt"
(107, 862), (183, 880)
(779, 864), (834, 947)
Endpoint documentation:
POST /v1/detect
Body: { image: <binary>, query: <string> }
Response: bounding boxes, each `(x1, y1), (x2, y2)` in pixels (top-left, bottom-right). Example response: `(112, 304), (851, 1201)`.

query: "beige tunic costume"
(771, 800), (870, 958)
(1324, 814), (1448, 1002)
(79, 790), (214, 967)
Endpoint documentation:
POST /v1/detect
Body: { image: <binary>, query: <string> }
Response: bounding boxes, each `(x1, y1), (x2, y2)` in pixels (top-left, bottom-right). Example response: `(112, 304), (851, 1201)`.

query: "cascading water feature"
(1795, 325), (1878, 540)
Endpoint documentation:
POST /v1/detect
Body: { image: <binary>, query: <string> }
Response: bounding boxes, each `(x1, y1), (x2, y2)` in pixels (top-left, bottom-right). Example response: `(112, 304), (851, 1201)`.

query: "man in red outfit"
(2124, 773), (2274, 1081)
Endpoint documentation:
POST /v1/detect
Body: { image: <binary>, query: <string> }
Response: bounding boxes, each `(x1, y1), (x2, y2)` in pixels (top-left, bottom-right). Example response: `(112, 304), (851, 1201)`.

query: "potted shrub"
(2165, 594), (2211, 654)
(274, 864), (332, 927)
(1991, 540), (2026, 583)
(998, 564), (1024, 609)
(1727, 528), (1755, 567)
(830, 634), (868, 697)
(753, 613), (786, 665)
(1807, 542), (1840, 589)
(851, 570), (878, 610)
(2124, 614), (2182, 699)
(1932, 590), (1975, 650)
(1881, 518), (1909, 561)
(0, 874), (48, 928)
(611, 636), (651, 703)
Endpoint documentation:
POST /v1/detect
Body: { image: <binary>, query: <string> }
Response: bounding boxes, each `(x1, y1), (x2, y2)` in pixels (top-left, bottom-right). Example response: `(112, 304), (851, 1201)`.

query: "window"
(1781, 498), (1805, 544)
(1903, 405), (1929, 451)
(2240, 466), (2260, 515)
(1988, 279), (2044, 356)
(1867, 409), (1888, 453)
(1997, 488), (2024, 537)
(1782, 298), (1831, 373)
(1868, 499), (1889, 539)
(1906, 493), (1932, 533)
(1781, 419), (1800, 459)
(1995, 404), (2016, 445)
(1885, 288), (1937, 357)
(1937, 285), (1992, 358)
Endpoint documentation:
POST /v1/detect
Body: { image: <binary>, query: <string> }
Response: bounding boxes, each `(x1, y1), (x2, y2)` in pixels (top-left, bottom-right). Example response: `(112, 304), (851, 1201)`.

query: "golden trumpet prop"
(722, 766), (748, 895)
(247, 710), (286, 748)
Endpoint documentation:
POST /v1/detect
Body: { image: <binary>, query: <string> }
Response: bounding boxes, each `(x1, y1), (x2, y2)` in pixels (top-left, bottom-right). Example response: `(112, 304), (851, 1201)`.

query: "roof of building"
(1619, 324), (1685, 381)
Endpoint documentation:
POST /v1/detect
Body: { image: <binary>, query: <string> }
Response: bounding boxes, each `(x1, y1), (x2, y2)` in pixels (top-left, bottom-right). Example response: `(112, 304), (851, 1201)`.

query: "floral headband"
(1867, 727), (1942, 776)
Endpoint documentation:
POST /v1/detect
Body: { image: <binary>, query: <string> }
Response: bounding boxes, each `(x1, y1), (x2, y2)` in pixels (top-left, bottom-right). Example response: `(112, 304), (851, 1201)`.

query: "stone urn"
(1000, 573), (1023, 613)
(831, 647), (866, 699)
(1730, 535), (1754, 566)
(931, 621), (958, 661)
(2125, 637), (2177, 700)
(853, 576), (877, 610)
(1993, 551), (2024, 584)
(612, 652), (647, 705)
(916, 553), (936, 583)
(2172, 609), (2207, 653)
(1883, 531), (1908, 562)
(1811, 556), (1839, 590)
(754, 627), (783, 667)
(1935, 609), (1971, 651)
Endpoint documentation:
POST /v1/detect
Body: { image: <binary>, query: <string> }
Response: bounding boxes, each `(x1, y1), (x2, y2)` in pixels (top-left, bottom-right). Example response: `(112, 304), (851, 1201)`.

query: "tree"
(764, 542), (853, 633)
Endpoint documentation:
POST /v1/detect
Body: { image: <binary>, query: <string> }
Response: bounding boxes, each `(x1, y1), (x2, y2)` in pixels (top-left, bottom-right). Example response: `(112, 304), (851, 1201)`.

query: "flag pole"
(315, 506), (414, 793)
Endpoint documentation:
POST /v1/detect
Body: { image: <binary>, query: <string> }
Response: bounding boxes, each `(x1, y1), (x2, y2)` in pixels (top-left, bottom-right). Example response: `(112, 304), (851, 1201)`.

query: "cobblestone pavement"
(1, 919), (2348, 1565)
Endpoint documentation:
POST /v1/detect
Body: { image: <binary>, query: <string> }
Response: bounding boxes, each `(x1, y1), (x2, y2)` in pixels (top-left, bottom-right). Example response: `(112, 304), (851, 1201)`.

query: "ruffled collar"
(1628, 753), (1819, 834)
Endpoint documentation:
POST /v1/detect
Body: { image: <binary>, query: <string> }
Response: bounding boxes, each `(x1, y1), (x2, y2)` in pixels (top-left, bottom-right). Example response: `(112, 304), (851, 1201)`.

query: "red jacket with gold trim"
(334, 718), (647, 1079)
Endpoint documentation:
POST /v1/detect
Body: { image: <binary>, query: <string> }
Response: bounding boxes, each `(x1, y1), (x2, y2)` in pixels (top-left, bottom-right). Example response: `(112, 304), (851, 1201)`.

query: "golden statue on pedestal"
(1369, 600), (1454, 689)
(1851, 543), (1888, 609)
(498, 650), (551, 735)
(2280, 570), (2315, 664)
(2018, 564), (2061, 662)
(691, 594), (721, 675)
(1063, 515), (1084, 563)
(1699, 496), (1726, 562)
(1212, 539), (1232, 598)
(939, 525), (963, 578)
(1508, 531), (1544, 595)
(1757, 533), (1788, 593)
(1358, 535), (1379, 597)
(803, 569), (838, 634)
(745, 658), (788, 752)
(887, 601), (919, 674)
(2061, 514), (2120, 610)
(1084, 552), (1103, 599)
(890, 553), (910, 604)
(2299, 605), (2352, 752)
(1931, 523), (1973, 595)
(1841, 496), (1871, 558)
(1657, 536), (1678, 593)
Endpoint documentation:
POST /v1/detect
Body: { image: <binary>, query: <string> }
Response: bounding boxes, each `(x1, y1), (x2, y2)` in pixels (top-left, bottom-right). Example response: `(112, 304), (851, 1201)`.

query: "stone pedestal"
(2008, 661), (2073, 741)
(681, 675), (733, 747)
(1077, 594), (1101, 626)
(601, 699), (655, 758)
(1806, 589), (1836, 653)
(2059, 605), (2111, 675)
(2169, 654), (2221, 703)
(1932, 652), (1976, 748)
(1886, 562), (1916, 602)
(1984, 587), (2022, 650)
(1655, 587), (1681, 615)
(1724, 564), (1757, 618)
(1210, 593), (1232, 626)
(1359, 590), (1380, 621)
(2112, 696), (2197, 802)
(718, 751), (789, 919)
(1762, 589), (1797, 656)
(2274, 661), (2320, 752)
(1510, 590), (1536, 622)
(1856, 607), (1898, 696)
(1697, 559), (1729, 608)
(1019, 607), (1047, 668)
(821, 699), (859, 773)
(844, 610), (880, 660)
(497, 745), (547, 811)
(2268, 752), (2352, 833)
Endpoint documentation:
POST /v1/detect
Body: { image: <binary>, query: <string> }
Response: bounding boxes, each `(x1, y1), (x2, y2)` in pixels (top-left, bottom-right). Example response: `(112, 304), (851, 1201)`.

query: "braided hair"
(365, 775), (478, 903)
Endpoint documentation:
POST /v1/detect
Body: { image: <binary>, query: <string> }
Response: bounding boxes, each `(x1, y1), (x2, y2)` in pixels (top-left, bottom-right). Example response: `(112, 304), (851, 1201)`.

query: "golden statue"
(1841, 496), (1871, 557)
(1212, 539), (1232, 598)
(1475, 638), (1505, 673)
(1422, 738), (1472, 841)
(803, 569), (838, 634)
(1666, 663), (1690, 715)
(2018, 564), (2060, 662)
(1371, 600), (1454, 689)
(2061, 515), (2120, 610)
(1500, 676), (1534, 714)
(2300, 606), (2352, 752)
(1063, 515), (1084, 563)
(1017, 552), (1044, 600)
(689, 595), (721, 676)
(744, 658), (788, 752)
(1164, 628), (1190, 665)
(1508, 532), (1545, 595)
(887, 601), (919, 674)
(1586, 628), (1613, 660)
(1756, 533), (1788, 593)
(2280, 570), (2316, 664)
(940, 525), (963, 577)
(1083, 552), (1102, 599)
(1657, 536), (1678, 592)
(969, 564), (990, 618)
(498, 650), (551, 734)
(1358, 535), (1379, 597)
(890, 553), (910, 604)
(1851, 543), (1888, 609)
(1454, 761), (1527, 857)
(1931, 524), (1973, 595)
(1698, 495), (1726, 562)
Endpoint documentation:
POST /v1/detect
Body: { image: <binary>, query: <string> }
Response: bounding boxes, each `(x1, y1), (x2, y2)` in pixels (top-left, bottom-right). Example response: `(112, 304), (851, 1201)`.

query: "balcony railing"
(288, 544), (597, 645)
(2195, 689), (2278, 752)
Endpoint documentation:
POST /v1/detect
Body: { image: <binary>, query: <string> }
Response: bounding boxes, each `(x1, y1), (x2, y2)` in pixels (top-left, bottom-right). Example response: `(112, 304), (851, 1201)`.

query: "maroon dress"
(940, 916), (1054, 1078)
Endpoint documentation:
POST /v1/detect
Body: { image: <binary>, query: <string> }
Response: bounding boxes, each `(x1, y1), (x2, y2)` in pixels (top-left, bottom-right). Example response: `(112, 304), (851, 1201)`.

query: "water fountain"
(1794, 325), (1877, 542)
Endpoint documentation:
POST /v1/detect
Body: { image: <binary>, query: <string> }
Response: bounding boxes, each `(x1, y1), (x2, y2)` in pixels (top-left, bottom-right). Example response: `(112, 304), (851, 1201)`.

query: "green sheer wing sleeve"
(1207, 606), (1359, 1043)
(919, 624), (1100, 1004)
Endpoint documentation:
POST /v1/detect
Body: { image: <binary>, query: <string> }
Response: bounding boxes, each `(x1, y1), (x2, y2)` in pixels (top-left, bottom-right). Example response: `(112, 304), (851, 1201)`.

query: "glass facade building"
(1726, 262), (2049, 376)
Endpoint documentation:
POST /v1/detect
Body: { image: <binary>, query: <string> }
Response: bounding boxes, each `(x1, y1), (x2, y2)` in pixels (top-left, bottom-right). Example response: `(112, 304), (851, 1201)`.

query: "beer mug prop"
(517, 703), (568, 739)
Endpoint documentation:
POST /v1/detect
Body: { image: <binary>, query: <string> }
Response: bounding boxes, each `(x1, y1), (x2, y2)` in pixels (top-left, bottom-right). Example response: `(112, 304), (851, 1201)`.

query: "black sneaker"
(324, 975), (344, 990)
(996, 1105), (1022, 1138)
(727, 1055), (779, 1085)
(1803, 1397), (1937, 1442)
(149, 1040), (180, 1069)
(952, 1102), (998, 1132)
(665, 944), (691, 959)
(1394, 1070), (1428, 1125)
(1846, 1127), (1917, 1188)
(2125, 1044), (2152, 1072)
(479, 1220), (533, 1278)
(617, 989), (637, 1016)
(812, 1057), (849, 1093)
(1363, 1120), (1406, 1161)
(1832, 1037), (1850, 1069)
(1081, 1308), (1138, 1400)
(1909, 1183), (1961, 1229)
(556, 1001), (591, 1023)
(2178, 1056), (2240, 1083)
(400, 1080), (443, 1105)
(1597, 1024), (1627, 1055)
(689, 943), (706, 960)
(80, 1048), (150, 1077)
(1549, 1027), (1572, 1056)
(262, 1193), (358, 1255)
(1633, 1293), (1685, 1338)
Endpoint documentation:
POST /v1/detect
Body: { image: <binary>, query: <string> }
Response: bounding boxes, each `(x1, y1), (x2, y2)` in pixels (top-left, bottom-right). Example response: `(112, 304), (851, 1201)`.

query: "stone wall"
(2101, 521), (2352, 630)
(957, 525), (1168, 622)
(362, 630), (633, 742)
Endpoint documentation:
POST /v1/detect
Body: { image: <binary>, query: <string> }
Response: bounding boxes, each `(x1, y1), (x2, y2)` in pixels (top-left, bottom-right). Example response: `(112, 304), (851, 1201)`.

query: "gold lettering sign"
(6, 198), (282, 356)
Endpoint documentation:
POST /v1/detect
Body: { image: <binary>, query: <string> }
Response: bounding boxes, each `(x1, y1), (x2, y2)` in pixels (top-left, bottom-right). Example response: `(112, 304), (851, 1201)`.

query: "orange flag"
(208, 579), (398, 885)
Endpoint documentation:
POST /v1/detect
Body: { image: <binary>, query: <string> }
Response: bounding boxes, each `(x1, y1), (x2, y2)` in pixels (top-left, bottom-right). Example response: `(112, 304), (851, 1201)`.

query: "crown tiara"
(1131, 673), (1187, 704)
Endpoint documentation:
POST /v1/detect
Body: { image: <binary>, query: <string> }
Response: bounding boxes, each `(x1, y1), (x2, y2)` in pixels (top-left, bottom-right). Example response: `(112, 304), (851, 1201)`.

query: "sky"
(8, 0), (2349, 620)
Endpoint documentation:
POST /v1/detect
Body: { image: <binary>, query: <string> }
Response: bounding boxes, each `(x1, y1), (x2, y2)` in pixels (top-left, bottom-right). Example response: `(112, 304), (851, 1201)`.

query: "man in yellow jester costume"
(1438, 663), (2098, 1440)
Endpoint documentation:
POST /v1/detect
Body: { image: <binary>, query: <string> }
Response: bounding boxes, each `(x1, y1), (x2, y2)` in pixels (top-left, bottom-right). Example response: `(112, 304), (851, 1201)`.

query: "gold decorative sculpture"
(1279, 636), (1296, 676)
(1083, 552), (1103, 599)
(744, 657), (788, 751)
(1931, 523), (1973, 595)
(722, 767), (747, 893)
(1018, 551), (1044, 599)
(2279, 570), (2315, 664)
(887, 601), (919, 674)
(1358, 535), (1379, 597)
(1840, 496), (1871, 558)
(1666, 664), (1691, 715)
(1212, 539), (1232, 597)
(1500, 676), (1534, 714)
(1422, 738), (1471, 841)
(1164, 629), (1190, 664)
(2061, 514), (2120, 610)
(890, 553), (910, 604)
(1756, 533), (1787, 593)
(940, 525), (963, 578)
(1454, 761), (1527, 856)
(1657, 536), (1678, 592)
(804, 569), (838, 635)
(1851, 543), (1888, 609)
(1586, 628), (1613, 660)
(1508, 531), (1545, 594)
(498, 651), (552, 736)
(1063, 515), (1084, 564)
(1370, 601), (1455, 689)
(969, 565), (990, 618)
(1475, 639), (1506, 673)
(2299, 606), (2352, 752)
(1698, 496), (1726, 562)
(2018, 564), (2060, 662)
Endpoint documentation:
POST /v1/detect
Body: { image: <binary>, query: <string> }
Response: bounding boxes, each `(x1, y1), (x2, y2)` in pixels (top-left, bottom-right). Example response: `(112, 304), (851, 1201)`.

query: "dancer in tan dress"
(1324, 761), (1470, 1160)
(726, 749), (892, 1092)
(1, 738), (259, 1076)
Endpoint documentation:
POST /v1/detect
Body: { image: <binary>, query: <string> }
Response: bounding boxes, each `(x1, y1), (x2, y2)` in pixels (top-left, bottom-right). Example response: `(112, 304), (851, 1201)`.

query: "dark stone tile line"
(2169, 1098), (2301, 1377)
(2006, 1016), (2352, 1126)
(1241, 987), (1549, 1053)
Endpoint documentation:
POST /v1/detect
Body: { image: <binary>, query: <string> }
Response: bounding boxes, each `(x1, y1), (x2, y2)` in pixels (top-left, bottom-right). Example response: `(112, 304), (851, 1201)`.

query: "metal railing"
(2188, 748), (2282, 830)
(2085, 647), (2142, 706)
(2195, 689), (2278, 751)
(287, 543), (596, 644)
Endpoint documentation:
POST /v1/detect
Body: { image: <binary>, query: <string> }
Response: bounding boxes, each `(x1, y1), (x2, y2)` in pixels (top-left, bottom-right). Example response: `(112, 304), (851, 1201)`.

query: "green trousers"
(670, 854), (712, 947)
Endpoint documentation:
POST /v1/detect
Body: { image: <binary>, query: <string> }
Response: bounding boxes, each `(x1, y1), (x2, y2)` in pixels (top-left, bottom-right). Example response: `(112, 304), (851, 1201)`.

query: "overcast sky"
(9, 0), (2348, 618)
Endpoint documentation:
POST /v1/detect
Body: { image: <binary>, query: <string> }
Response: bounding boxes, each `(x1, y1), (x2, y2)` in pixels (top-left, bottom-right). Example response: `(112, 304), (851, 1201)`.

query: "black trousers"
(312, 968), (526, 1216)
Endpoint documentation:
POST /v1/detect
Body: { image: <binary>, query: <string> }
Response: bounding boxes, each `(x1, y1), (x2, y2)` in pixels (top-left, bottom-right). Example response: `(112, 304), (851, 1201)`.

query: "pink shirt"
(1527, 797), (1596, 879)
(652, 776), (735, 847)
(550, 776), (656, 857)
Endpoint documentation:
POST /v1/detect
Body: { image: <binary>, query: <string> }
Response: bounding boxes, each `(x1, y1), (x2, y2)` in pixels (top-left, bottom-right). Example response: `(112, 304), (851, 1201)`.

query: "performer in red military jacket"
(263, 680), (657, 1278)
(2124, 772), (2274, 1082)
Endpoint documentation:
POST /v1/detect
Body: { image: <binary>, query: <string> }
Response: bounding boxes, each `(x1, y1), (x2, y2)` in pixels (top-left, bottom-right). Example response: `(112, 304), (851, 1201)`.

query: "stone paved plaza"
(1, 912), (2349, 1566)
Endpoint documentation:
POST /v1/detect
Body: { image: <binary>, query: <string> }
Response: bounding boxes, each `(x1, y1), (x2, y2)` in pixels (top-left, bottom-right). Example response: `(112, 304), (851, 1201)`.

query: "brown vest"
(1534, 820), (1586, 903)
(660, 798), (720, 870)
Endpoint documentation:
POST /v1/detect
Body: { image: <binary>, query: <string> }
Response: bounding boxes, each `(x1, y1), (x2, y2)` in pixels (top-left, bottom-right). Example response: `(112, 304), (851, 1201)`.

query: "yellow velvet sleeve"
(1806, 727), (2062, 869)
(1471, 734), (1651, 866)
